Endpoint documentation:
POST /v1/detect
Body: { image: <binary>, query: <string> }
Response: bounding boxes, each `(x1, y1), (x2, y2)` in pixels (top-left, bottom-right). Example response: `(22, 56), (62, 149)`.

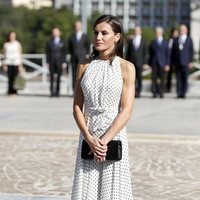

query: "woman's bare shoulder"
(80, 58), (92, 66)
(119, 58), (135, 77)
(77, 58), (92, 77)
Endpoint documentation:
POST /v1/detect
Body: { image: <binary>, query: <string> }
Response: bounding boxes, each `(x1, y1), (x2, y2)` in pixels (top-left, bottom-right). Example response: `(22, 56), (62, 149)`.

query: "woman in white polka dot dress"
(71, 15), (135, 200)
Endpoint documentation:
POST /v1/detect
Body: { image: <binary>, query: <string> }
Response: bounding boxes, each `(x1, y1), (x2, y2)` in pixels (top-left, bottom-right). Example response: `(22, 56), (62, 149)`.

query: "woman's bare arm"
(101, 59), (135, 144)
(73, 61), (91, 141)
(73, 61), (107, 160)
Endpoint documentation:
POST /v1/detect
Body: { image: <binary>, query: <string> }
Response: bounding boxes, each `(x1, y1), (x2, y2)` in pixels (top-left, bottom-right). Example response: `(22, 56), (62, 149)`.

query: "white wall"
(12, 0), (52, 9)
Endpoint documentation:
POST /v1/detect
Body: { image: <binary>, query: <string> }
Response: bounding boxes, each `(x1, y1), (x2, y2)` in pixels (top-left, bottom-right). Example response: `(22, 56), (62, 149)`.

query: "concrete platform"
(0, 93), (199, 135)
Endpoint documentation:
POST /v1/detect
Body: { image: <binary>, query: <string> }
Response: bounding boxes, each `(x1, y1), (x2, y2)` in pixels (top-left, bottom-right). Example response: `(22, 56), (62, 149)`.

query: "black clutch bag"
(81, 140), (122, 161)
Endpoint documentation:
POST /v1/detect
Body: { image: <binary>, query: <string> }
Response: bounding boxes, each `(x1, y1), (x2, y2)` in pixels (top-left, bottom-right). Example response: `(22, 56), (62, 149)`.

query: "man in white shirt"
(172, 24), (194, 98)
(148, 27), (170, 98)
(68, 21), (90, 92)
(126, 26), (147, 97)
(46, 27), (67, 97)
(133, 29), (141, 50)
(178, 30), (187, 50)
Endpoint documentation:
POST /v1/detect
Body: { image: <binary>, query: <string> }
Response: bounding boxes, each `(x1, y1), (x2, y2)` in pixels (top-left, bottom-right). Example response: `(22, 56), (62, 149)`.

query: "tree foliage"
(0, 6), (171, 54)
(0, 6), (78, 53)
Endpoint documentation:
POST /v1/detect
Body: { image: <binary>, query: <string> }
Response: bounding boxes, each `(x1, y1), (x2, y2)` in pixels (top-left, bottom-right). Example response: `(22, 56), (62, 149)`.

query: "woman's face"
(9, 32), (16, 41)
(93, 21), (120, 55)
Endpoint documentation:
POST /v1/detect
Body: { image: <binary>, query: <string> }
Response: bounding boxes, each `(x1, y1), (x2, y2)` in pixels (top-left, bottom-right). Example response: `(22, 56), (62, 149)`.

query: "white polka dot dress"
(71, 56), (133, 200)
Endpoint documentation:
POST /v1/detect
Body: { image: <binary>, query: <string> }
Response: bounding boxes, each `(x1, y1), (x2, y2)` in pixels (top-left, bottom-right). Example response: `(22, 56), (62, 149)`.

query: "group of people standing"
(1, 20), (90, 97)
(48, 22), (194, 99)
(126, 24), (194, 99)
(46, 21), (90, 97)
(1, 21), (193, 99)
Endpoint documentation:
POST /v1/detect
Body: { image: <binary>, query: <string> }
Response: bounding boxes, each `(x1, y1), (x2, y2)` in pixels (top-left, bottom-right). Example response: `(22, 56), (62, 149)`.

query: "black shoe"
(55, 92), (60, 97)
(177, 95), (185, 99)
(152, 94), (157, 98)
(160, 94), (164, 99)
(135, 93), (140, 98)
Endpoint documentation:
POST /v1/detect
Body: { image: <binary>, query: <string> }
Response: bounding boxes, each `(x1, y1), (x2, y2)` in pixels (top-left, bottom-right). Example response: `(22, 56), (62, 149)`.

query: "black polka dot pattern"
(71, 56), (133, 199)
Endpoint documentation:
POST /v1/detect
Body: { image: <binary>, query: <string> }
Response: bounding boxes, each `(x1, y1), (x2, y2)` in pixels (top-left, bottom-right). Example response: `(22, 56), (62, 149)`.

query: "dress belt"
(85, 106), (119, 133)
(85, 106), (119, 117)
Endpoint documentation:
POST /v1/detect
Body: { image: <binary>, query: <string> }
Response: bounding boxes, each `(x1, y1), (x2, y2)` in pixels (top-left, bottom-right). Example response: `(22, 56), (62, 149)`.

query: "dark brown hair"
(91, 15), (124, 61)
(6, 31), (16, 42)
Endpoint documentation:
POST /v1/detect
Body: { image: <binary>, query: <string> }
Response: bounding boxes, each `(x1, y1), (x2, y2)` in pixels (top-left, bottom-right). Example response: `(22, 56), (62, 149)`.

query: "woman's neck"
(99, 51), (113, 60)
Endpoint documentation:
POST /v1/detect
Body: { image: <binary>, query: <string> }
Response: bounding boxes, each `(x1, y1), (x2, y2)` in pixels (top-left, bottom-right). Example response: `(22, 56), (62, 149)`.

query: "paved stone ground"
(0, 133), (200, 200)
(0, 83), (200, 199)
(0, 194), (68, 200)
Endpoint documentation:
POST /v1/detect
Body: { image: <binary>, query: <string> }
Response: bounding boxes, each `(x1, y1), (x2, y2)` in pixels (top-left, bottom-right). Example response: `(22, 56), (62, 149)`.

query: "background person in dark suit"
(166, 28), (179, 93)
(148, 27), (170, 98)
(172, 24), (193, 98)
(126, 26), (147, 97)
(68, 21), (90, 92)
(46, 27), (67, 97)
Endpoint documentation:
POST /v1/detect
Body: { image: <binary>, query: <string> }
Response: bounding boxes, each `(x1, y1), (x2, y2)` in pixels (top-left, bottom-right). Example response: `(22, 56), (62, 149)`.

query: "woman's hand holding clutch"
(86, 136), (108, 162)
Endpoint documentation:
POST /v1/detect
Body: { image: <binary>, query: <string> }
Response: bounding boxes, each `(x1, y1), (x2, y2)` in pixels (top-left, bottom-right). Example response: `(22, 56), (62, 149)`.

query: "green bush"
(0, 6), (78, 53)
(0, 6), (173, 54)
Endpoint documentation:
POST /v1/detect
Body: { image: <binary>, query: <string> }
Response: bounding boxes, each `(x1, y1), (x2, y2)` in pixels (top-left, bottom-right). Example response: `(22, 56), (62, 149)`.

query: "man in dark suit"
(68, 21), (90, 92)
(46, 27), (67, 97)
(148, 27), (170, 98)
(166, 28), (179, 93)
(172, 24), (193, 98)
(126, 26), (147, 97)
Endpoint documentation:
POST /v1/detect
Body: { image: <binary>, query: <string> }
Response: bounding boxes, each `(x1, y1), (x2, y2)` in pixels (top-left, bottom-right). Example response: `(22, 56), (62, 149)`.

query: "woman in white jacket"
(3, 31), (22, 96)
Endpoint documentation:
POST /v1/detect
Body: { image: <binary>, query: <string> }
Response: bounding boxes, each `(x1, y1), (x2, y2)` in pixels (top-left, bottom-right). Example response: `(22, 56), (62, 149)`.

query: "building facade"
(54, 0), (191, 32)
(0, 0), (52, 9)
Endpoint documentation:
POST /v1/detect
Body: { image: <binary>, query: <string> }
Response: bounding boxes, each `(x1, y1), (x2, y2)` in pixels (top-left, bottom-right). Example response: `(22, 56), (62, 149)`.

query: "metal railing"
(0, 54), (73, 95)
(0, 54), (47, 82)
(21, 54), (48, 83)
(0, 54), (71, 83)
(189, 62), (200, 79)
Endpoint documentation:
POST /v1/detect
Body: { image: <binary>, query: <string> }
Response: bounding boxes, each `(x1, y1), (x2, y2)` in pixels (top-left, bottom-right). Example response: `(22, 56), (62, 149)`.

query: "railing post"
(42, 54), (48, 85)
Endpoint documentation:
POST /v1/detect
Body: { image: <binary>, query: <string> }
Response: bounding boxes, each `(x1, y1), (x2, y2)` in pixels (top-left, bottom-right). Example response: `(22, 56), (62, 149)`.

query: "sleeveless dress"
(71, 56), (133, 200)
